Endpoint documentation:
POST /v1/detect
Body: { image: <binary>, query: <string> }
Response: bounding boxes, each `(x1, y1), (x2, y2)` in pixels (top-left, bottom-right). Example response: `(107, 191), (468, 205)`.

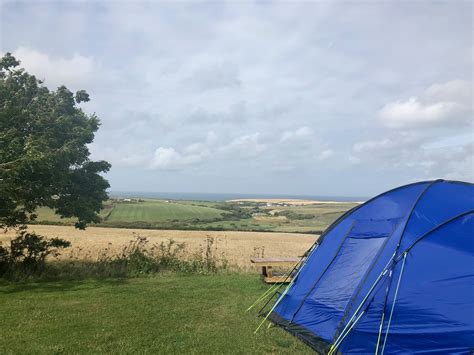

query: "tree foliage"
(0, 53), (111, 229)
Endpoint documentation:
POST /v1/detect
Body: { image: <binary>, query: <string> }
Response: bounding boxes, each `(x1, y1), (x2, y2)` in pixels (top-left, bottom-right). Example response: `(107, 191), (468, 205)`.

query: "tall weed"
(1, 234), (231, 281)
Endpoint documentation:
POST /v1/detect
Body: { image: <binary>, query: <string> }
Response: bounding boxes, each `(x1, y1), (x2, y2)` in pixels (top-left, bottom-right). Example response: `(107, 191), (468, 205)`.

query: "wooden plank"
(250, 257), (303, 268)
(264, 276), (293, 284)
(251, 257), (306, 283)
(251, 257), (301, 263)
(256, 261), (298, 267)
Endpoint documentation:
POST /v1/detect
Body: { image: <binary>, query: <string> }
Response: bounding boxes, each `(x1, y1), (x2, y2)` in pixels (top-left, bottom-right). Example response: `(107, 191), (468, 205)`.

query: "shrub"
(274, 210), (315, 220)
(0, 228), (70, 277)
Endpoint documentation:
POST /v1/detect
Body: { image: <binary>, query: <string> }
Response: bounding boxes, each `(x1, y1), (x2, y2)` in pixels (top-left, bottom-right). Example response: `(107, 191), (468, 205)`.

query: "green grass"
(107, 201), (226, 223)
(0, 274), (311, 354)
(33, 207), (75, 223)
(34, 205), (112, 224)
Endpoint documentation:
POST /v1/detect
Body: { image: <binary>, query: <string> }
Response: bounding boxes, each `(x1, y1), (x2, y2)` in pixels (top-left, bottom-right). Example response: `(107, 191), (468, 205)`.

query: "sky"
(1, 0), (472, 197)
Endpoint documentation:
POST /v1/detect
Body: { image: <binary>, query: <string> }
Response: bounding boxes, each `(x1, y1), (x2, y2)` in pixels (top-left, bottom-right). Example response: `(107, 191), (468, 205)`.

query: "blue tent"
(268, 180), (474, 354)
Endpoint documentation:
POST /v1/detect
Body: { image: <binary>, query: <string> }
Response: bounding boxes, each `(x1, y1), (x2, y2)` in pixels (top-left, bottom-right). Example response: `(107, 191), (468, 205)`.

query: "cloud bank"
(1, 1), (472, 196)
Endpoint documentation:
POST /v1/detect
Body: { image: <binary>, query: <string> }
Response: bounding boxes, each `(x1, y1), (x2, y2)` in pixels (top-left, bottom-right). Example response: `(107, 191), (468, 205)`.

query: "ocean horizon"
(108, 191), (367, 202)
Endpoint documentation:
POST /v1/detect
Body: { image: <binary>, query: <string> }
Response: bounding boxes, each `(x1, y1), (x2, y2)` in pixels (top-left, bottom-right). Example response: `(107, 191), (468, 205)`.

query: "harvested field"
(229, 198), (362, 205)
(1, 225), (317, 268)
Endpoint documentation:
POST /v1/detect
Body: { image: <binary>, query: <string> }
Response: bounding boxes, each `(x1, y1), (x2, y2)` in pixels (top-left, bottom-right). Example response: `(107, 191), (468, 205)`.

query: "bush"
(0, 228), (70, 277)
(274, 210), (315, 220)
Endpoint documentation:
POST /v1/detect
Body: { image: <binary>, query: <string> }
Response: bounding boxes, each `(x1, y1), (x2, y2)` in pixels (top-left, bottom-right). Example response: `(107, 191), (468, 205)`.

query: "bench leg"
(266, 266), (273, 278)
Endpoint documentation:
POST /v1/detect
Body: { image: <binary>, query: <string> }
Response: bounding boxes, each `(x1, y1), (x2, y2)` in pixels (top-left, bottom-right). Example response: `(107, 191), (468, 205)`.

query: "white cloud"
(182, 131), (217, 155)
(12, 46), (95, 89)
(88, 143), (152, 168)
(352, 134), (419, 158)
(425, 79), (472, 104)
(316, 149), (334, 161)
(358, 79), (473, 181)
(150, 147), (206, 170)
(148, 131), (221, 170)
(379, 80), (472, 129)
(220, 133), (267, 157)
(380, 97), (463, 128)
(280, 126), (313, 143)
(351, 135), (473, 181)
(353, 138), (399, 153)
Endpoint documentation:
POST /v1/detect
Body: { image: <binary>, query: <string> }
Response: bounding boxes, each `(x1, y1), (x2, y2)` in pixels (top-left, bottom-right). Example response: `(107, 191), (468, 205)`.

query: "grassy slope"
(33, 207), (76, 223)
(34, 206), (111, 224)
(107, 201), (226, 222)
(0, 275), (312, 354)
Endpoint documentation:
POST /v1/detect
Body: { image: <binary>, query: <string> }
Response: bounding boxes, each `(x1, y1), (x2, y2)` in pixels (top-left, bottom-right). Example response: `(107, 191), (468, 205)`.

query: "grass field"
(0, 274), (312, 354)
(107, 201), (226, 222)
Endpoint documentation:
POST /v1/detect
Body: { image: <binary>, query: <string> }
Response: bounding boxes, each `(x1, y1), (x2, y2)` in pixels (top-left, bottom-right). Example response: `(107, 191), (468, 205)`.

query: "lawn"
(0, 274), (312, 354)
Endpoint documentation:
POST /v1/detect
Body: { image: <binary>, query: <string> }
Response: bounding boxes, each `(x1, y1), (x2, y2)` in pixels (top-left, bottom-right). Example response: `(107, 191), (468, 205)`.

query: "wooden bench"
(250, 257), (303, 283)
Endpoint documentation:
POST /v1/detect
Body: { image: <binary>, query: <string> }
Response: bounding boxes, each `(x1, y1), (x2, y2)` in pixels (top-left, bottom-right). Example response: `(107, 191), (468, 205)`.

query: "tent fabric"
(269, 180), (474, 354)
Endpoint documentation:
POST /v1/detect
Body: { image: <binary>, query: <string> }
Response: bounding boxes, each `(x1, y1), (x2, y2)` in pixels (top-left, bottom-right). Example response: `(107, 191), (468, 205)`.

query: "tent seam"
(317, 180), (435, 246)
(399, 210), (474, 256)
(359, 180), (442, 351)
(393, 179), (442, 257)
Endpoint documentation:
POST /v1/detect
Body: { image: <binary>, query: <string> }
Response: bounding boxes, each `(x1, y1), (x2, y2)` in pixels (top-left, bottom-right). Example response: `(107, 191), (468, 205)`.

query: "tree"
(0, 53), (111, 230)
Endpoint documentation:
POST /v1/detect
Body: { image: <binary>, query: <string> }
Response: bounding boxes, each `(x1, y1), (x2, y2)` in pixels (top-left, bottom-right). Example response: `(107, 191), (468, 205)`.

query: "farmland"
(22, 198), (357, 269)
(33, 198), (359, 234)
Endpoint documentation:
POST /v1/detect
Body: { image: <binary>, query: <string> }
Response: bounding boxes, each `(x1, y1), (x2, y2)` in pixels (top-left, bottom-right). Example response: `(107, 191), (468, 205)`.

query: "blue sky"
(1, 0), (472, 197)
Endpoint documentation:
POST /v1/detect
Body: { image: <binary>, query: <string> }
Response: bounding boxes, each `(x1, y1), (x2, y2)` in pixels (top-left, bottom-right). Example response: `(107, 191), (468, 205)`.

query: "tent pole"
(328, 253), (396, 354)
(256, 242), (319, 316)
(375, 267), (396, 354)
(246, 270), (292, 313)
(380, 252), (407, 355)
(247, 243), (317, 314)
(254, 243), (319, 333)
(254, 272), (297, 333)
(328, 311), (366, 355)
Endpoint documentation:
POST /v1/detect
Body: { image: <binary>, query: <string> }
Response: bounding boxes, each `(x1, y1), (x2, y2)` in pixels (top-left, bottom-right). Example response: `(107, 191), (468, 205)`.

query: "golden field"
(228, 198), (359, 205)
(1, 225), (317, 268)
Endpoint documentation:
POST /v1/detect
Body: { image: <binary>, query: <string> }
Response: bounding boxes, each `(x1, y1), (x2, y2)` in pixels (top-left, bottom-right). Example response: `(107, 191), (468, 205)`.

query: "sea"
(108, 191), (367, 202)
